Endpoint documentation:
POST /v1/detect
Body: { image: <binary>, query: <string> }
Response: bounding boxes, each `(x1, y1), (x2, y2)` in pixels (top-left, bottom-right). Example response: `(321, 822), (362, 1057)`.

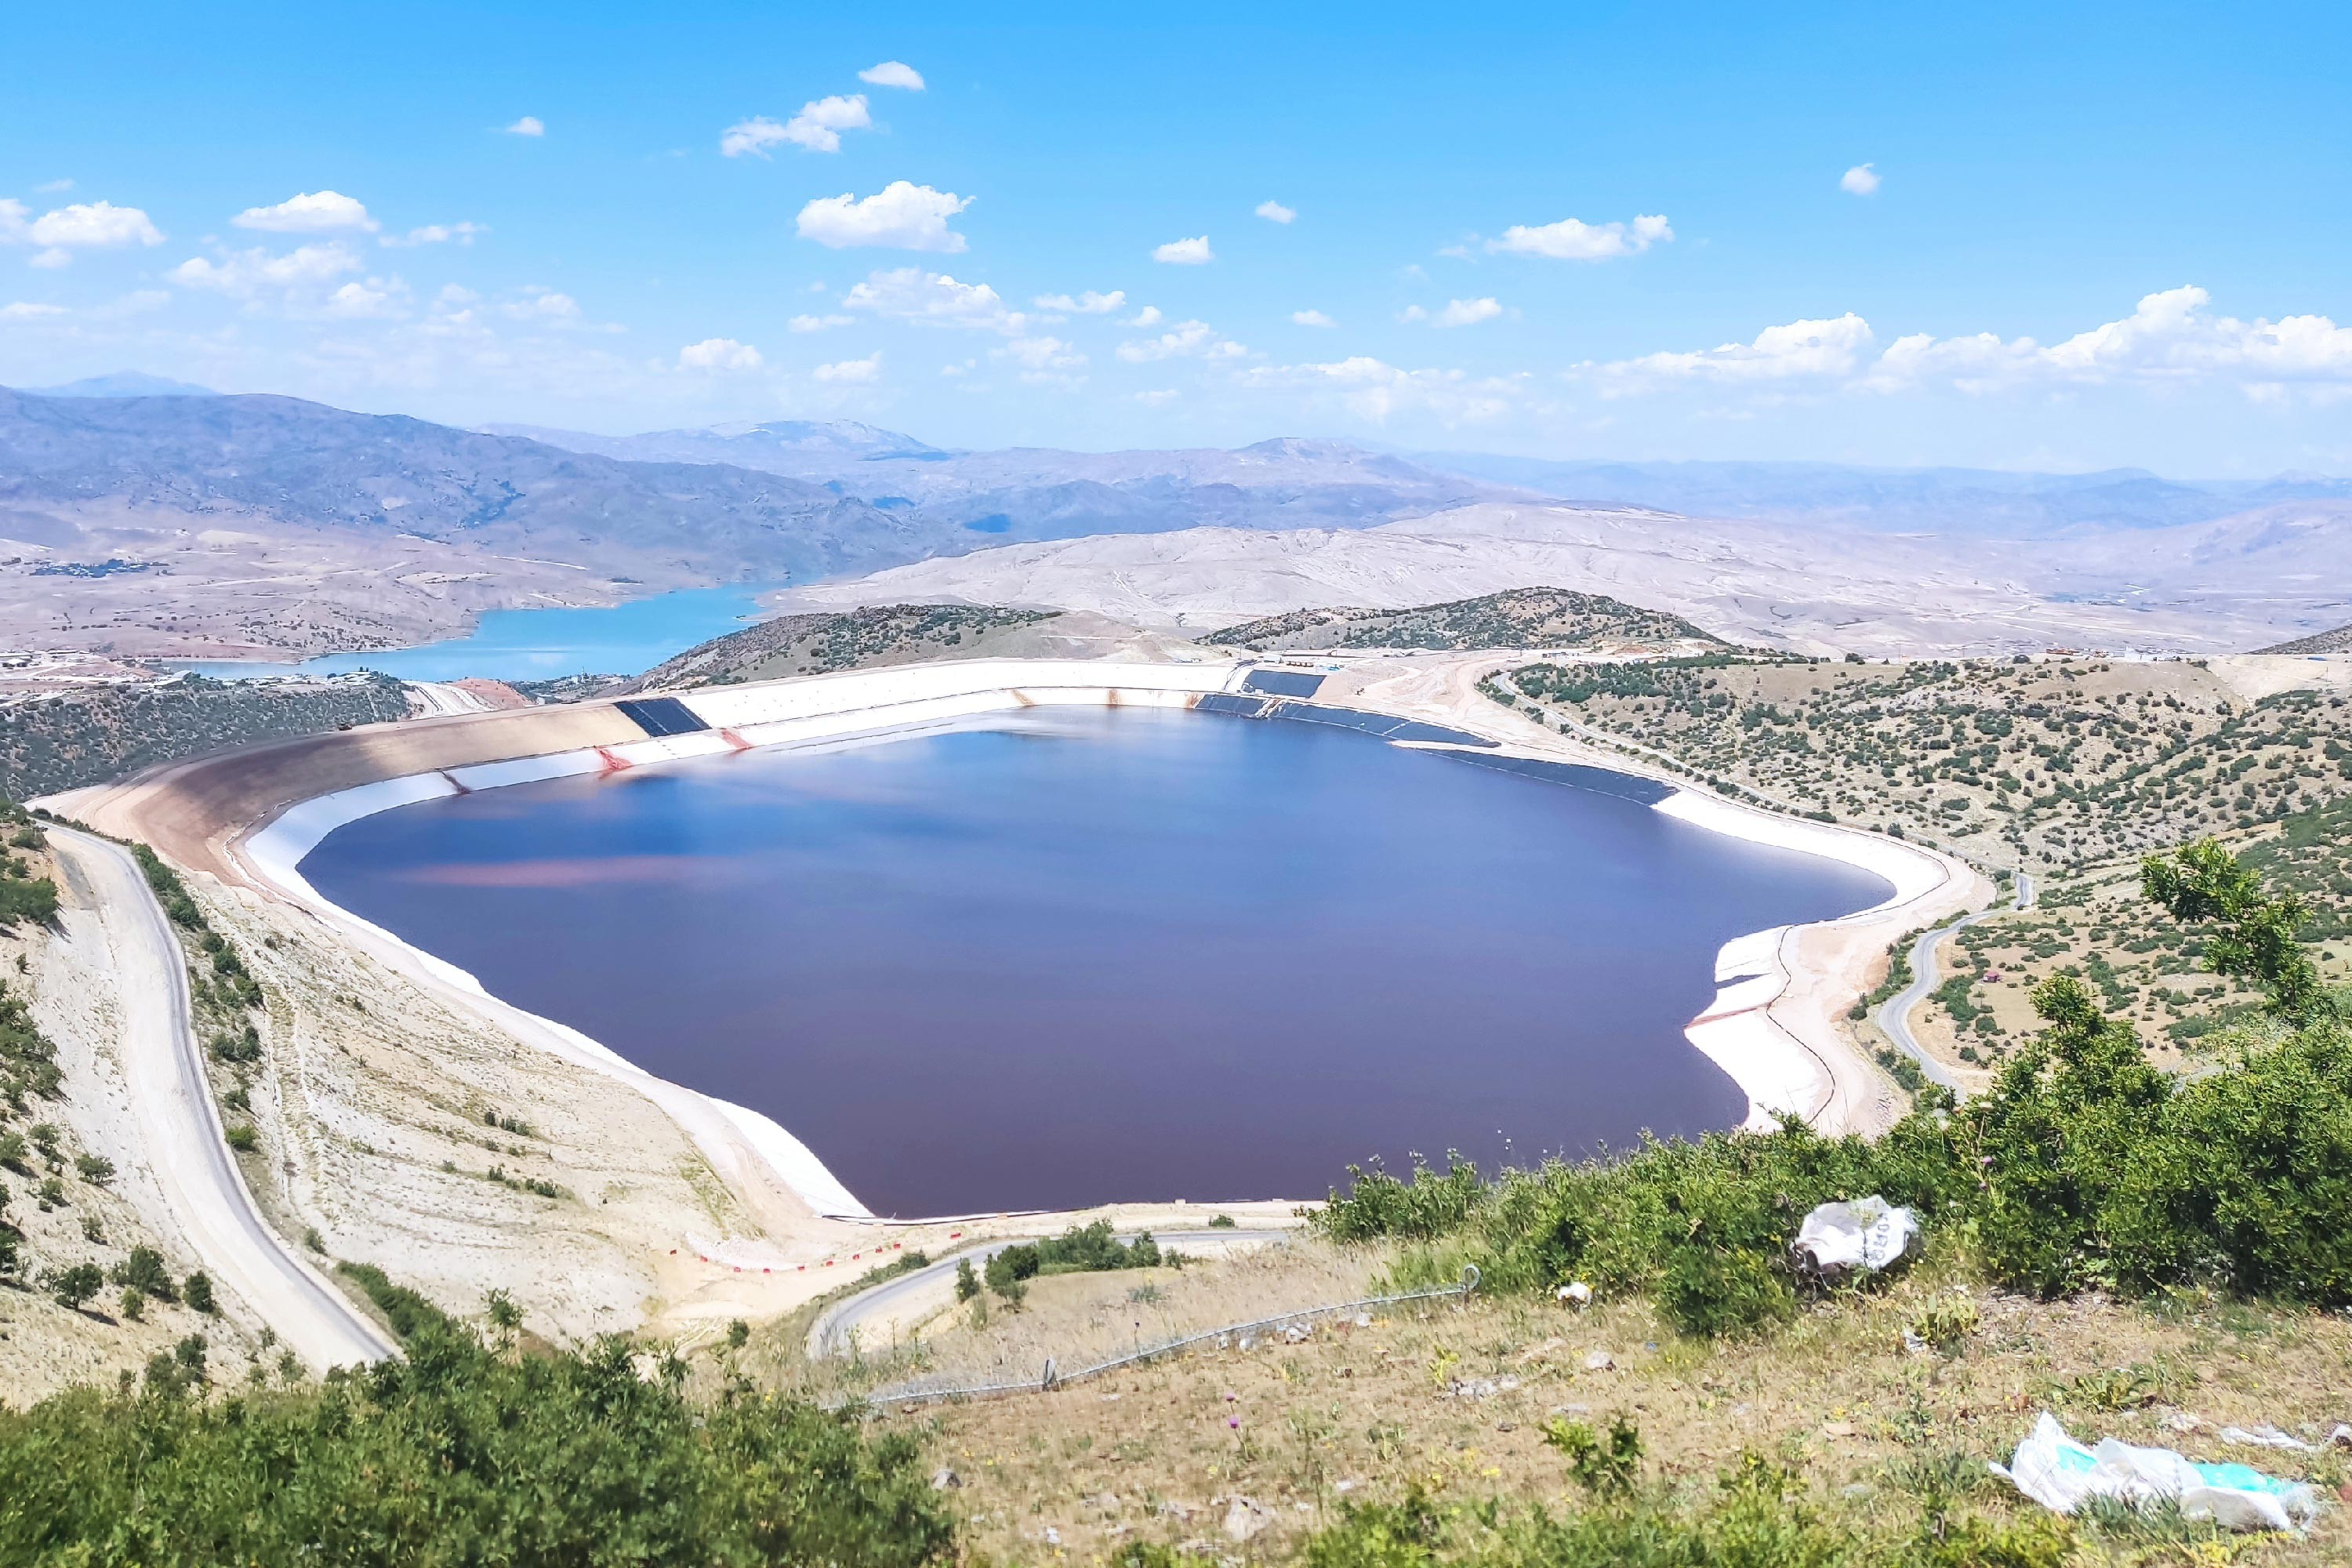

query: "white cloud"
(34, 179), (72, 194)
(1033, 289), (1125, 314)
(858, 60), (926, 91)
(797, 181), (970, 252)
(1255, 200), (1295, 225)
(842, 267), (1025, 332)
(1398, 305), (1427, 323)
(1134, 388), (1180, 406)
(1126, 305), (1163, 327)
(1490, 212), (1671, 261)
(323, 278), (406, 318)
(505, 115), (546, 136)
(29, 250), (71, 270)
(1840, 163), (1882, 197)
(381, 221), (485, 247)
(677, 337), (764, 371)
(788, 312), (853, 332)
(170, 241), (363, 295)
(1241, 356), (1524, 423)
(1152, 235), (1213, 265)
(1291, 309), (1335, 328)
(16, 201), (165, 261)
(502, 285), (581, 323)
(1116, 318), (1247, 362)
(233, 190), (377, 233)
(1, 301), (68, 319)
(996, 334), (1087, 382)
(1434, 297), (1503, 328)
(813, 351), (882, 383)
(1595, 313), (1875, 385)
(724, 94), (871, 157)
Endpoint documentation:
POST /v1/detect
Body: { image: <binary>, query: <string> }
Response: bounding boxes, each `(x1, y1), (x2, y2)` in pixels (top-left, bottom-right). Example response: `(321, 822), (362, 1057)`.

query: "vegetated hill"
(1494, 654), (2352, 877)
(1412, 451), (2352, 535)
(1208, 586), (1726, 653)
(496, 421), (1508, 541)
(0, 673), (410, 799)
(0, 387), (917, 584)
(630, 604), (1060, 689)
(26, 371), (218, 397)
(2258, 621), (2352, 655)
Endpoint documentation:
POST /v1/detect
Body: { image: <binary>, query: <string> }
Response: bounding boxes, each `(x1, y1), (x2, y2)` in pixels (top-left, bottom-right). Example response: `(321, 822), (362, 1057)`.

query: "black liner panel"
(1444, 753), (1676, 805)
(616, 696), (711, 738)
(1241, 669), (1329, 698)
(1272, 702), (1501, 750)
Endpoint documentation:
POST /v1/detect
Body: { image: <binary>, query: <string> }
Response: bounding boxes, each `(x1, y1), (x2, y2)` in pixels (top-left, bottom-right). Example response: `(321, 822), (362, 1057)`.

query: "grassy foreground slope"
(0, 672), (408, 799)
(2257, 622), (2352, 655)
(1211, 586), (1726, 655)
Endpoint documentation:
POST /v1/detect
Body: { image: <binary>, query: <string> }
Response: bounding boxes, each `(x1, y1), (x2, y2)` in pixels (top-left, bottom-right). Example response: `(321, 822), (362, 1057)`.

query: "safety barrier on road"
(824, 1265), (1480, 1412)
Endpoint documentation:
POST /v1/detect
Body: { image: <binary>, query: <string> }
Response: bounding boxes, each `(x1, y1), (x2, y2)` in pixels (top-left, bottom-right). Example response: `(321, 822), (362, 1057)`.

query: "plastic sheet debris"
(2223, 1425), (2316, 1452)
(1555, 1281), (1592, 1308)
(1790, 1197), (1919, 1279)
(1994, 1413), (2320, 1534)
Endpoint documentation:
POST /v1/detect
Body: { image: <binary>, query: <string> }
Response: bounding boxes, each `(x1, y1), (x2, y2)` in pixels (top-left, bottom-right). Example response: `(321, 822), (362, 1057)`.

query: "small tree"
(119, 1287), (147, 1322)
(954, 1258), (980, 1302)
(112, 1246), (178, 1303)
(49, 1262), (103, 1312)
(183, 1271), (217, 1316)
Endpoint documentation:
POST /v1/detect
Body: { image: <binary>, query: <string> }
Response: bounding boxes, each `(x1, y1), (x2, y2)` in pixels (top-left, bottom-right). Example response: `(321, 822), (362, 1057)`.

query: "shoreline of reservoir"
(43, 652), (1981, 1237)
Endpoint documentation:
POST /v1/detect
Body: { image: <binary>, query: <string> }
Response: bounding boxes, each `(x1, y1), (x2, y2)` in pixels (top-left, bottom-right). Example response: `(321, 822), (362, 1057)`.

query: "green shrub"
(0, 1310), (955, 1566)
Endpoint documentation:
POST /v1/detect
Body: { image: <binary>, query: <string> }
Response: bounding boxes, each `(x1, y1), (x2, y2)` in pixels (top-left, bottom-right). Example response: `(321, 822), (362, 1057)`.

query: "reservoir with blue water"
(297, 707), (1891, 1216)
(175, 584), (771, 682)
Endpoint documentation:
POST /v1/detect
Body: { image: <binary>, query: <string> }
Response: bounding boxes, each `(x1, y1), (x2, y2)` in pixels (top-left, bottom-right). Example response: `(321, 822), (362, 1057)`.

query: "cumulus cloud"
(858, 60), (925, 91)
(323, 278), (406, 318)
(996, 334), (1087, 383)
(1594, 313), (1875, 385)
(505, 116), (546, 136)
(1255, 200), (1295, 224)
(677, 337), (764, 371)
(789, 312), (853, 332)
(1152, 235), (1213, 265)
(34, 179), (72, 194)
(813, 351), (883, 383)
(842, 267), (1025, 332)
(1840, 163), (1882, 196)
(0, 300), (68, 319)
(797, 181), (971, 252)
(381, 221), (485, 247)
(233, 190), (377, 233)
(1489, 212), (1671, 261)
(1433, 297), (1502, 328)
(13, 201), (165, 264)
(502, 285), (582, 323)
(1126, 305), (1163, 327)
(1033, 289), (1125, 314)
(170, 241), (363, 296)
(1291, 309), (1335, 328)
(1240, 356), (1524, 423)
(1134, 388), (1180, 406)
(724, 94), (871, 157)
(1116, 318), (1246, 362)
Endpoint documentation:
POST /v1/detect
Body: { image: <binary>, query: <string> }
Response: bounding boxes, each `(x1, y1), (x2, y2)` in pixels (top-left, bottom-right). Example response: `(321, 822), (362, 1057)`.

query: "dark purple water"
(299, 709), (1889, 1216)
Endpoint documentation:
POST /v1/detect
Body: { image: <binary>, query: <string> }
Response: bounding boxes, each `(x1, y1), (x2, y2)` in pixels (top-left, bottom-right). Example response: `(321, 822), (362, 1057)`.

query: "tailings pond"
(299, 708), (1891, 1215)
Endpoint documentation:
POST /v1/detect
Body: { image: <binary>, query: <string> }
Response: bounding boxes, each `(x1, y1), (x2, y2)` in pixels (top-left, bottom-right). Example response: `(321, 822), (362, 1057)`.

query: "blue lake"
(299, 708), (1890, 1216)
(173, 583), (773, 682)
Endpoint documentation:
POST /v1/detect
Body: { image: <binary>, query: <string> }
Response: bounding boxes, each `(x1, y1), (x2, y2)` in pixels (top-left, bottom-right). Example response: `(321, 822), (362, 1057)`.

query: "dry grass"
(811, 1243), (2352, 1566)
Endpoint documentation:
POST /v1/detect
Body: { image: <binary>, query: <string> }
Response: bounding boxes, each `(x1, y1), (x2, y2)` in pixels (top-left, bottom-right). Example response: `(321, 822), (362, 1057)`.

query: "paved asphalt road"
(53, 829), (396, 1370)
(1875, 872), (2034, 1094)
(808, 1228), (1284, 1359)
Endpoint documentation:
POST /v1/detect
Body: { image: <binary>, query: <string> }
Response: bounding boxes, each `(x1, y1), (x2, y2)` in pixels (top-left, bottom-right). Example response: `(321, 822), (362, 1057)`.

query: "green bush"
(0, 1313), (954, 1566)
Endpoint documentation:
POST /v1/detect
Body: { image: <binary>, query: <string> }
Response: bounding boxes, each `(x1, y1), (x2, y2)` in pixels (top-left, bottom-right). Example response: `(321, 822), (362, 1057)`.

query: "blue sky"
(3, 1), (2348, 474)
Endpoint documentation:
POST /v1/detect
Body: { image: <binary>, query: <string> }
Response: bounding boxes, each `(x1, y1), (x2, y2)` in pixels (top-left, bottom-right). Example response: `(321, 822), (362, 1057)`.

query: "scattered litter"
(1821, 1421), (1857, 1439)
(1156, 1501), (1197, 1522)
(1994, 1413), (2319, 1533)
(1041, 1526), (1062, 1547)
(2332, 1424), (2352, 1450)
(1237, 1334), (1258, 1352)
(1581, 1349), (1615, 1372)
(1790, 1197), (1918, 1279)
(1555, 1281), (1592, 1308)
(1902, 1330), (1931, 1356)
(1222, 1497), (1270, 1543)
(1446, 1375), (1522, 1400)
(1283, 1323), (1309, 1344)
(1088, 1493), (1122, 1512)
(1352, 1313), (1373, 1328)
(2221, 1425), (2315, 1453)
(1548, 1403), (1592, 1417)
(2158, 1408), (2202, 1434)
(1334, 1479), (1359, 1494)
(930, 1468), (961, 1491)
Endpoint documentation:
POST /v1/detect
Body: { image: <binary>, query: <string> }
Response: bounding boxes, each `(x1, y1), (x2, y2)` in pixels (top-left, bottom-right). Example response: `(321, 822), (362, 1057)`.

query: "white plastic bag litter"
(1994, 1413), (2319, 1534)
(1789, 1197), (1918, 1278)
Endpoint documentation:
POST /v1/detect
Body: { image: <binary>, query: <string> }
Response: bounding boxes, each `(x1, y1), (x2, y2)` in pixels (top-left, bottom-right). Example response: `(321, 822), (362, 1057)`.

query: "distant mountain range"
(27, 372), (218, 398)
(1406, 452), (2352, 536)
